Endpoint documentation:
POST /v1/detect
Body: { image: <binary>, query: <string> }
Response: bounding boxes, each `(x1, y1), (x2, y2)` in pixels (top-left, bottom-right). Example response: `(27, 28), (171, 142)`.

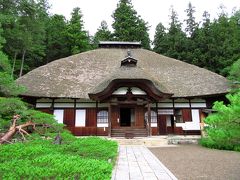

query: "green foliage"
(201, 92), (240, 151)
(153, 23), (167, 54)
(0, 97), (27, 131)
(93, 20), (113, 47)
(184, 2), (198, 37)
(0, 97), (63, 137)
(160, 6), (187, 60)
(112, 0), (150, 49)
(227, 58), (240, 92)
(228, 59), (240, 81)
(45, 14), (70, 62)
(153, 5), (240, 75)
(0, 52), (24, 96)
(66, 7), (91, 55)
(0, 136), (118, 179)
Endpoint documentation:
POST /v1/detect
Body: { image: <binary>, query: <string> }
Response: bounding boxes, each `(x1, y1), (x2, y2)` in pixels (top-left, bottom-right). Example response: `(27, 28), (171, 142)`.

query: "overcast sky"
(48, 0), (240, 41)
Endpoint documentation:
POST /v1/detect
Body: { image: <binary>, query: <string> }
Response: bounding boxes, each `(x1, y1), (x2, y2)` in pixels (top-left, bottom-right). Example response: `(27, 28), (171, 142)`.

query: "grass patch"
(0, 132), (118, 179)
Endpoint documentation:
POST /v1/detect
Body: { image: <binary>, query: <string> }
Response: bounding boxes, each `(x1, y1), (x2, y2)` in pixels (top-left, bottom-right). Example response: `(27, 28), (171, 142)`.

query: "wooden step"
(111, 128), (148, 137)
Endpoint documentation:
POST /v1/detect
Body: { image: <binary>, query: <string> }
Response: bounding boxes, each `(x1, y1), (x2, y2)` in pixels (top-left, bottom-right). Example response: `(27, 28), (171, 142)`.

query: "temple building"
(17, 41), (229, 137)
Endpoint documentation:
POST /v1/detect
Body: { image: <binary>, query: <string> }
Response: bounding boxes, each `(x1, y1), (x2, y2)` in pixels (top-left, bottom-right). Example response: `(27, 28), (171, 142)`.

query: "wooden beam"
(109, 100), (149, 105)
(95, 101), (98, 135)
(147, 102), (151, 137)
(156, 102), (159, 135)
(108, 104), (112, 137)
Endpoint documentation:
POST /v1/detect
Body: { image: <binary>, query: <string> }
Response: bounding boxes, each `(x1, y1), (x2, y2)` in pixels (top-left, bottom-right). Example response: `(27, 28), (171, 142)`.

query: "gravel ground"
(149, 145), (240, 180)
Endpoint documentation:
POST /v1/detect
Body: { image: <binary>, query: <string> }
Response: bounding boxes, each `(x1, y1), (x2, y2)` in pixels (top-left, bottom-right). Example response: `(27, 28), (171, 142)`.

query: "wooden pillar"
(74, 99), (76, 127)
(189, 99), (192, 121)
(95, 101), (98, 136)
(108, 104), (112, 137)
(147, 102), (151, 136)
(156, 102), (159, 135)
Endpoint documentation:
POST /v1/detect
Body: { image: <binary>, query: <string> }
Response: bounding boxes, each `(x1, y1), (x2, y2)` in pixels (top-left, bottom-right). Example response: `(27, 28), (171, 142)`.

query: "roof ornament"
(121, 50), (138, 67)
(127, 49), (131, 57)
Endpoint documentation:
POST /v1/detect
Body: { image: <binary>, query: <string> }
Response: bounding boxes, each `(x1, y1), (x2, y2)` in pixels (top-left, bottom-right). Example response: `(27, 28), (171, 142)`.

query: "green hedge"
(0, 134), (118, 179)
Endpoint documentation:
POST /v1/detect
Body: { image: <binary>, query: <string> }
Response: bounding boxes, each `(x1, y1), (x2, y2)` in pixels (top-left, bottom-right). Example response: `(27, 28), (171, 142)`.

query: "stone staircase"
(110, 136), (169, 146)
(111, 128), (148, 137)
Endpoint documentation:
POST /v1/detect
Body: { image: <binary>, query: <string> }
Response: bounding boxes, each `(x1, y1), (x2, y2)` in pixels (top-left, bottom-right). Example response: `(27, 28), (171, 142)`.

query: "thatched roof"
(16, 48), (229, 99)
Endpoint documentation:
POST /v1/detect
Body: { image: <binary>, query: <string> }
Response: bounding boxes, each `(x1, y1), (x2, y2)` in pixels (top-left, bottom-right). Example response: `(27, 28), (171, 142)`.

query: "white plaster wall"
(158, 103), (173, 108)
(158, 109), (174, 115)
(97, 123), (108, 127)
(36, 103), (51, 108)
(75, 110), (86, 127)
(191, 102), (206, 108)
(131, 87), (146, 95)
(76, 103), (96, 108)
(174, 103), (190, 108)
(112, 87), (127, 95)
(151, 123), (157, 127)
(112, 87), (146, 95)
(53, 110), (64, 124)
(176, 110), (200, 130)
(54, 103), (74, 108)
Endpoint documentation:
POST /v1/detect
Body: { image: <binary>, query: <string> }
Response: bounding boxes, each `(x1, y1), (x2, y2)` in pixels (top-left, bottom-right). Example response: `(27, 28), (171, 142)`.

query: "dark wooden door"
(158, 115), (167, 135)
(120, 108), (131, 126)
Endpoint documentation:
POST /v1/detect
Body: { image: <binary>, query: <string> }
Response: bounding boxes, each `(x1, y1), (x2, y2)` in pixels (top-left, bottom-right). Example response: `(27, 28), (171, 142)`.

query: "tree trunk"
(11, 52), (17, 78)
(19, 49), (26, 77)
(0, 115), (35, 144)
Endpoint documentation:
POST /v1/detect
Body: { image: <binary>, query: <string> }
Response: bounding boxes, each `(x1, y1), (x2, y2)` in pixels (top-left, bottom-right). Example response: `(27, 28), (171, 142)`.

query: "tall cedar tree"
(112, 0), (150, 49)
(93, 20), (112, 47)
(183, 2), (198, 64)
(0, 0), (49, 77)
(165, 6), (186, 60)
(66, 7), (90, 54)
(153, 23), (167, 54)
(184, 2), (198, 37)
(0, 23), (24, 96)
(45, 15), (70, 62)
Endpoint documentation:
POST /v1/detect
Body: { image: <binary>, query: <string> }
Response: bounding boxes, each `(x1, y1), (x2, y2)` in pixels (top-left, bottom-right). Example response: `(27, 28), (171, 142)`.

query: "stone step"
(111, 137), (169, 146)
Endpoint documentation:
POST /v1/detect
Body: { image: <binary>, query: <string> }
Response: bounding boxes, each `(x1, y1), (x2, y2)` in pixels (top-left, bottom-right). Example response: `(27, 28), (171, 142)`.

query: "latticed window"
(97, 110), (108, 123)
(144, 110), (157, 123)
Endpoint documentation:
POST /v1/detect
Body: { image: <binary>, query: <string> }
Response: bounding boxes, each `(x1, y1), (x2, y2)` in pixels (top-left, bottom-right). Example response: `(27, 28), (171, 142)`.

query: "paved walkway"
(111, 145), (178, 180)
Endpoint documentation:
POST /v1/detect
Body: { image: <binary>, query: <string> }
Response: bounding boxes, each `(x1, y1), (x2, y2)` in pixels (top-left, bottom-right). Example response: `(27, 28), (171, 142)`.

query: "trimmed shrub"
(0, 135), (118, 179)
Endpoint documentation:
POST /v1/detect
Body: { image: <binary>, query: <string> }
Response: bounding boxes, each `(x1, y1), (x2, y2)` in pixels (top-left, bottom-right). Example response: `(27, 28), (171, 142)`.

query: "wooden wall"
(135, 106), (144, 127)
(111, 106), (119, 128)
(86, 108), (96, 127)
(66, 127), (108, 136)
(38, 108), (53, 114)
(151, 127), (158, 135)
(158, 115), (167, 135)
(63, 109), (75, 126)
(182, 109), (192, 122)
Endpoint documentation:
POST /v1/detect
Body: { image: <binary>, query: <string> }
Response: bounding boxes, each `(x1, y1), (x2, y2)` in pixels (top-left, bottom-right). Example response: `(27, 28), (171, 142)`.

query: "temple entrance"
(120, 108), (134, 126)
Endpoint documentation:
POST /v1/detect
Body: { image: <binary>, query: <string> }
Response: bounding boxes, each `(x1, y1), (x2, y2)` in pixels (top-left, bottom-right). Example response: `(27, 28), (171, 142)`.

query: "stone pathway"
(111, 145), (178, 180)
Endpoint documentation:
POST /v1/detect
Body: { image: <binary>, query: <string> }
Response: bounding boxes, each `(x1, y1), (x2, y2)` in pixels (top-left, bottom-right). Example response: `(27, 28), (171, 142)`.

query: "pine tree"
(112, 0), (150, 49)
